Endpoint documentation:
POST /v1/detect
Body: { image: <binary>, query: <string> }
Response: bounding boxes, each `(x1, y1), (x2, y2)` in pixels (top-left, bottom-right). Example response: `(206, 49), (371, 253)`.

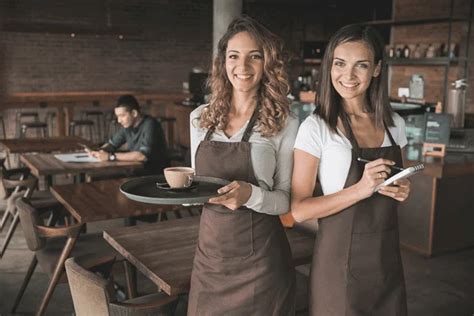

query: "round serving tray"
(120, 175), (230, 205)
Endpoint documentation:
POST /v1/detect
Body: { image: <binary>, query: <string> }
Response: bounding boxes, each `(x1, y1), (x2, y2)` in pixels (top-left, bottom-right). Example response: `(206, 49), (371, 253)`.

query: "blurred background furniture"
(66, 256), (178, 316)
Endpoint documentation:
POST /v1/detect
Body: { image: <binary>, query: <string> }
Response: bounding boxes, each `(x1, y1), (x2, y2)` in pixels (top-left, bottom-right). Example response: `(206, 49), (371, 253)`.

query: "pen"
(357, 157), (404, 171)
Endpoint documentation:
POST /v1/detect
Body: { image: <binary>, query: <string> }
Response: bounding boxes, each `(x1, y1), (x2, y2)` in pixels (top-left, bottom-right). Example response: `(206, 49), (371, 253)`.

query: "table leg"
(45, 175), (53, 188)
(74, 173), (85, 183)
(123, 261), (137, 299)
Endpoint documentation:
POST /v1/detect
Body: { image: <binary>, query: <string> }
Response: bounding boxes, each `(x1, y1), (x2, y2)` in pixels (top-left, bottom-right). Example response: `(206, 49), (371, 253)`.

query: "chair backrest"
(2, 177), (37, 198)
(15, 197), (46, 251)
(0, 158), (6, 199)
(65, 257), (114, 316)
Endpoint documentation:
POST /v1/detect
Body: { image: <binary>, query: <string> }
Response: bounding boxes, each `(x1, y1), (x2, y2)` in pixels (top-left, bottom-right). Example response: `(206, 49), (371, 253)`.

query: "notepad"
(375, 163), (424, 191)
(54, 153), (101, 163)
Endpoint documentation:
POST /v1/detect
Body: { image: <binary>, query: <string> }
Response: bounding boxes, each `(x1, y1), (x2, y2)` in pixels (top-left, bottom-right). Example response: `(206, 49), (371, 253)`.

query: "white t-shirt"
(294, 113), (407, 195)
(190, 104), (299, 215)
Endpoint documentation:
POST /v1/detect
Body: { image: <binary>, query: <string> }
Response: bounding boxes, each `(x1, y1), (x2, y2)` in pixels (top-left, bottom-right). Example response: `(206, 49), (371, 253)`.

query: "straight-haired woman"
(291, 24), (411, 315)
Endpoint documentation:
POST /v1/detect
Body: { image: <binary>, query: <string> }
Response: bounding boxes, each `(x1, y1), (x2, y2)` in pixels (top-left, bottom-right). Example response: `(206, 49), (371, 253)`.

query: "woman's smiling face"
(330, 40), (381, 102)
(225, 31), (264, 95)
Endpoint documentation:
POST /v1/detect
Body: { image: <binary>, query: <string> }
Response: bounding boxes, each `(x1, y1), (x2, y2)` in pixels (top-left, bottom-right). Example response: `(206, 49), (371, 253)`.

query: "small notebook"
(375, 163), (424, 191)
(54, 153), (101, 163)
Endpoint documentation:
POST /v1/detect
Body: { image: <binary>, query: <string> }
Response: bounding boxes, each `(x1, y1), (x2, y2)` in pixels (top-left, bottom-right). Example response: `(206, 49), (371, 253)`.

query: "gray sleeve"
(108, 128), (126, 150)
(190, 106), (205, 168)
(244, 116), (299, 215)
(135, 120), (155, 157)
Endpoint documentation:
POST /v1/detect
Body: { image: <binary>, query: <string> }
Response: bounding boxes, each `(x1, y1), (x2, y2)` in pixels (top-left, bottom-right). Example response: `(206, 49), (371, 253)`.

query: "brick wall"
(0, 0), (213, 97)
(0, 0), (391, 102)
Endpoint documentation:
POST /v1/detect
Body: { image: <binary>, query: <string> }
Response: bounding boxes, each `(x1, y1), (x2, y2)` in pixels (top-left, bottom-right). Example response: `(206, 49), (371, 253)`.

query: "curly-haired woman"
(187, 16), (298, 315)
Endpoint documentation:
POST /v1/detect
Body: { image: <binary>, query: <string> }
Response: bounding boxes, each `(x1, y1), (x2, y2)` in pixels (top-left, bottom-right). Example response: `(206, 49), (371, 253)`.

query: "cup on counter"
(164, 167), (195, 188)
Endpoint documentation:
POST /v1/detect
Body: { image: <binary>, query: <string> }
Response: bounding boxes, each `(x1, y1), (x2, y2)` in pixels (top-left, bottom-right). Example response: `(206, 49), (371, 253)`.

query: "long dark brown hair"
(199, 15), (290, 137)
(315, 24), (394, 132)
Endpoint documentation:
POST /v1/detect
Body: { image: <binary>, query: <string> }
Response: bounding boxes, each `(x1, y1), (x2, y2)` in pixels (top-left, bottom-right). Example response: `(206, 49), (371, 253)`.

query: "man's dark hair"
(116, 94), (140, 113)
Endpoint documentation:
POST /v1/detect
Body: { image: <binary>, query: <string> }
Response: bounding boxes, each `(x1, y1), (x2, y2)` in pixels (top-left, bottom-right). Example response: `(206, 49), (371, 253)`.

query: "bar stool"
(0, 115), (10, 168)
(16, 111), (49, 138)
(69, 119), (94, 141)
(18, 116), (48, 139)
(105, 110), (119, 141)
(45, 112), (56, 137)
(82, 101), (105, 143)
(0, 115), (6, 139)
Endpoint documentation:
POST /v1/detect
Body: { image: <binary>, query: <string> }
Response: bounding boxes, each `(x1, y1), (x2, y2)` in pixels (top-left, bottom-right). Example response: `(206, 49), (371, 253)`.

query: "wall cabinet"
(365, 0), (473, 108)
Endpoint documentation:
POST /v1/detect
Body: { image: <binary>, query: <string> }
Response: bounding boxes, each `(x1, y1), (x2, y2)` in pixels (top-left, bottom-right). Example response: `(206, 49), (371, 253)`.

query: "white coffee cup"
(164, 167), (195, 188)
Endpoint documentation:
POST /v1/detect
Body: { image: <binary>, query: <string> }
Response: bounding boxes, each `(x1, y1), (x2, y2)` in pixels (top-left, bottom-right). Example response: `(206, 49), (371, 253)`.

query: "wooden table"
(50, 178), (178, 223)
(20, 153), (142, 184)
(1, 136), (93, 154)
(104, 216), (315, 296)
(39, 177), (182, 315)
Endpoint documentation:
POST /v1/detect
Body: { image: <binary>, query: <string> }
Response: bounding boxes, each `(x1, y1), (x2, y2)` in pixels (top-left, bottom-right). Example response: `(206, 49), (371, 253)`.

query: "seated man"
(88, 94), (169, 175)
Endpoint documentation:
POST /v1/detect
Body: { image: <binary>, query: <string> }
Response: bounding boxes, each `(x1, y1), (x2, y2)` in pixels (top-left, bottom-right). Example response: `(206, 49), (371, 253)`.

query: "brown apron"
(188, 110), (296, 316)
(310, 115), (407, 316)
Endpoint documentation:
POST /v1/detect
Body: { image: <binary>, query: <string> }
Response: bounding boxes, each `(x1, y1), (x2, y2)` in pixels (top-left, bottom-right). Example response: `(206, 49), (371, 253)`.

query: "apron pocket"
(348, 229), (401, 281)
(198, 207), (254, 259)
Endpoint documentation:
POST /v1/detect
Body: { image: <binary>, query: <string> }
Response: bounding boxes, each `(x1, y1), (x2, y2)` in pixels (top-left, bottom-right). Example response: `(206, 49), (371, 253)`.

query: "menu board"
(424, 113), (451, 145)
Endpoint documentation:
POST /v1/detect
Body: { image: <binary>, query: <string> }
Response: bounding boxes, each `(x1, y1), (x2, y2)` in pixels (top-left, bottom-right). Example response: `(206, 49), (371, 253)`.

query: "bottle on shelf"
(395, 46), (403, 58)
(435, 101), (443, 114)
(403, 45), (411, 58)
(426, 43), (436, 58)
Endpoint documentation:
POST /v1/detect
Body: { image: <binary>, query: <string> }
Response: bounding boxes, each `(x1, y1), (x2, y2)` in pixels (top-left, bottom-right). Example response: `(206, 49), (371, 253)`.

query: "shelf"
(360, 17), (470, 27)
(2, 21), (144, 38)
(303, 58), (321, 64)
(386, 57), (464, 66)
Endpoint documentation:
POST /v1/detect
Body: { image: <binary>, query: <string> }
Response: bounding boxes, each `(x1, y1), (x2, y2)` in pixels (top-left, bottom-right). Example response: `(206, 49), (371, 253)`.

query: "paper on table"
(54, 152), (101, 163)
(375, 163), (424, 192)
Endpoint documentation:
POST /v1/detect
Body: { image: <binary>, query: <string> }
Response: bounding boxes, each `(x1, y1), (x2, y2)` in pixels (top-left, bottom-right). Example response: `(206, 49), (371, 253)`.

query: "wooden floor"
(1, 213), (474, 315)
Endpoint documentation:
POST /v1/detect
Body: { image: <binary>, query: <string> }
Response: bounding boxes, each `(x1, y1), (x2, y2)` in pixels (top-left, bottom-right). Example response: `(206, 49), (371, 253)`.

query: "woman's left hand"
(208, 181), (252, 210)
(378, 178), (411, 202)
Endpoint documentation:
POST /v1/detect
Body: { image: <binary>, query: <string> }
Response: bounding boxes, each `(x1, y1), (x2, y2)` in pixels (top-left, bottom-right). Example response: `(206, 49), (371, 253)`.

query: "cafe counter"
(399, 145), (474, 257)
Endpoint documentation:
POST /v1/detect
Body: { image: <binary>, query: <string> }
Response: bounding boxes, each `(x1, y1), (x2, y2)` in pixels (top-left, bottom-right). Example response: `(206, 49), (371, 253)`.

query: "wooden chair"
(0, 156), (30, 200)
(156, 116), (186, 164)
(66, 256), (178, 316)
(12, 197), (131, 315)
(0, 176), (63, 258)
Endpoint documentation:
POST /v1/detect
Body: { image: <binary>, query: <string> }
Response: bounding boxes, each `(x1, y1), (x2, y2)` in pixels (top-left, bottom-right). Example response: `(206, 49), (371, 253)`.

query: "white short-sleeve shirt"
(294, 113), (407, 195)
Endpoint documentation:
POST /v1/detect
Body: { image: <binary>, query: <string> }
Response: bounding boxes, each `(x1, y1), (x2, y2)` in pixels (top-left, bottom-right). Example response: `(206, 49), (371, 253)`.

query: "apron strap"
(340, 113), (361, 156)
(383, 121), (397, 147)
(341, 113), (398, 151)
(204, 127), (215, 141)
(203, 106), (259, 142)
(241, 106), (260, 143)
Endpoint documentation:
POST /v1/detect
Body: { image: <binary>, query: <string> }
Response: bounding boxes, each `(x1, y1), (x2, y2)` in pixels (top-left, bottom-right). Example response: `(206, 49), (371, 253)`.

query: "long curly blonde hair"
(199, 16), (290, 137)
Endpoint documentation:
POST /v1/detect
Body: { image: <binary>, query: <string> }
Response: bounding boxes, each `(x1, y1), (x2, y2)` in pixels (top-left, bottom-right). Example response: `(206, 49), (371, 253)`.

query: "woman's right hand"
(354, 158), (395, 199)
